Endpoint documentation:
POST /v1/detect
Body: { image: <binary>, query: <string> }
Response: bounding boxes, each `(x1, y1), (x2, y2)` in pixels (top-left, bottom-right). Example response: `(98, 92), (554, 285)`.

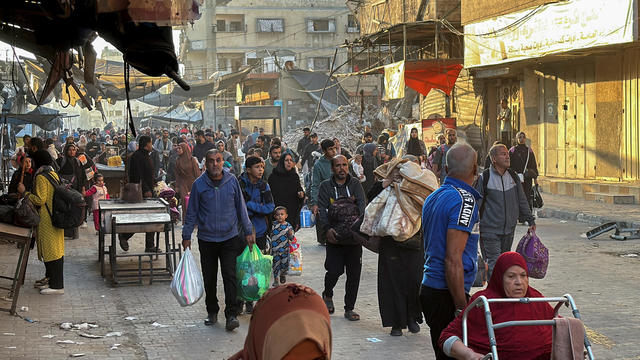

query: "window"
(216, 19), (226, 32)
(229, 21), (243, 32)
(307, 18), (336, 33)
(311, 57), (331, 71)
(347, 15), (359, 33)
(191, 40), (205, 50)
(257, 18), (284, 32)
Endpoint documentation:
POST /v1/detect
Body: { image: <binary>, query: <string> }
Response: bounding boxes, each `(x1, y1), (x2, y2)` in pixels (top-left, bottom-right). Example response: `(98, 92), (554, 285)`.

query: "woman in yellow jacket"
(18, 152), (65, 295)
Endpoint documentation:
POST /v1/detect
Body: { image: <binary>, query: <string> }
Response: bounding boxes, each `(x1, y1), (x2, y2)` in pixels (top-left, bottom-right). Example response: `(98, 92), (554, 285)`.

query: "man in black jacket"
(296, 127), (311, 155)
(85, 132), (102, 159)
(317, 155), (366, 322)
(192, 130), (215, 162)
(301, 133), (320, 170)
(120, 135), (157, 252)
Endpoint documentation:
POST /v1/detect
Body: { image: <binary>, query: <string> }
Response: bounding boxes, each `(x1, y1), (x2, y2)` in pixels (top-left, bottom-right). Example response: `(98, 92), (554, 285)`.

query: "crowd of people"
(5, 118), (570, 359)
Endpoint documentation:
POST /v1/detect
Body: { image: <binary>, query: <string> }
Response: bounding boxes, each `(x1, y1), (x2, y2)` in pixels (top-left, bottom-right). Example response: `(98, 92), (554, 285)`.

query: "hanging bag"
(170, 249), (204, 307)
(236, 244), (273, 301)
(532, 185), (544, 208)
(517, 147), (530, 183)
(516, 229), (549, 279)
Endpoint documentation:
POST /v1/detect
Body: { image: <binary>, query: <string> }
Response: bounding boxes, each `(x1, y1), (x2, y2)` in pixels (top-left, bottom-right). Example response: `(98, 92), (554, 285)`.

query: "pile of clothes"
(360, 158), (438, 241)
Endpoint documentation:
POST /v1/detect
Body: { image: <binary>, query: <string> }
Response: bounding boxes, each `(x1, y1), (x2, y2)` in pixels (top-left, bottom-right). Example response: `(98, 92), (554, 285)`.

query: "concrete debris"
(283, 104), (381, 154)
(60, 322), (98, 331)
(5, 346), (17, 349)
(105, 332), (123, 337)
(20, 306), (28, 312)
(620, 253), (639, 258)
(151, 321), (169, 328)
(70, 354), (86, 357)
(56, 340), (84, 345)
(110, 344), (121, 350)
(124, 316), (137, 321)
(42, 334), (56, 338)
(3, 332), (15, 336)
(78, 332), (103, 339)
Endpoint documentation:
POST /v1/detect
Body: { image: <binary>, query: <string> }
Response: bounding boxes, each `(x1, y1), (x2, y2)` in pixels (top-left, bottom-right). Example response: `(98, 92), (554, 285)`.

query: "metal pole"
(403, 24), (407, 61)
(310, 48), (339, 132)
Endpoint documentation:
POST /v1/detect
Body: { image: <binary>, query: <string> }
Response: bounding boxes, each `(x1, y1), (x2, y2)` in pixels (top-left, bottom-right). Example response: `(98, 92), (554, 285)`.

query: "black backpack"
(41, 172), (86, 229)
(327, 186), (360, 244)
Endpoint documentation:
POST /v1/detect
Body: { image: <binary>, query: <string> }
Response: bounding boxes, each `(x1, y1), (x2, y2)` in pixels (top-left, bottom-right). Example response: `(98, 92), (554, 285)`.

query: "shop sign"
(464, 0), (637, 68)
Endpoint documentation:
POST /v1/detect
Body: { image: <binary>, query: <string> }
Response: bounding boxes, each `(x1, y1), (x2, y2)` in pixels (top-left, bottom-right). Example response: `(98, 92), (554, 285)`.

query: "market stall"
(98, 199), (179, 285)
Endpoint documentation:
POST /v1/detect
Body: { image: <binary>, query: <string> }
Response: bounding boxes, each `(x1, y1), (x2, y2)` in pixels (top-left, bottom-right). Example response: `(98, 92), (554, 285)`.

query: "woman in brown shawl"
(174, 142), (201, 222)
(229, 284), (332, 360)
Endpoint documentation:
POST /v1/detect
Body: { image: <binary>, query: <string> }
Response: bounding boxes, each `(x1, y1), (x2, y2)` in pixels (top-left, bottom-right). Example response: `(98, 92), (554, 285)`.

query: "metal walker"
(462, 294), (595, 360)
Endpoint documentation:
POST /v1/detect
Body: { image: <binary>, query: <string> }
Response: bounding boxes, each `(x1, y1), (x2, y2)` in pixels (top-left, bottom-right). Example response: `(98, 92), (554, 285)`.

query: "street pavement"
(0, 217), (639, 359)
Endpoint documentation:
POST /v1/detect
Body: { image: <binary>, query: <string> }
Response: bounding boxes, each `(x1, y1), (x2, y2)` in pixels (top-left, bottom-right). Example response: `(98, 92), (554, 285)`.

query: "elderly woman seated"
(440, 252), (555, 360)
(229, 284), (332, 360)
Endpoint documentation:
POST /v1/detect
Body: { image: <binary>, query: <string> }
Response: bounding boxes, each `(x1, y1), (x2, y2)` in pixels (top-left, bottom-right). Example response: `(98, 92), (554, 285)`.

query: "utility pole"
(204, 0), (217, 128)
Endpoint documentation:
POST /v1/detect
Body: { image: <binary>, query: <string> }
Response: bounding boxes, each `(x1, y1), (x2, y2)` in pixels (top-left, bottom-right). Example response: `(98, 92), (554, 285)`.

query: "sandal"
(322, 293), (335, 314)
(344, 310), (360, 321)
(34, 277), (49, 288)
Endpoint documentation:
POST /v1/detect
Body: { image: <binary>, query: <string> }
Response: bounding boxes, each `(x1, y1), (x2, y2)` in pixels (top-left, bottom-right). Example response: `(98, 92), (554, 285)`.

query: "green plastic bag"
(236, 245), (273, 301)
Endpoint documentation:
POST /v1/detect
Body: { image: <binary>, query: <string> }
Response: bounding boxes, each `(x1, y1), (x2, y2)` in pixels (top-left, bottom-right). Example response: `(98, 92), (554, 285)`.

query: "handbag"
(15, 196), (40, 228)
(516, 229), (549, 279)
(532, 185), (544, 208)
(517, 146), (530, 183)
(472, 253), (488, 287)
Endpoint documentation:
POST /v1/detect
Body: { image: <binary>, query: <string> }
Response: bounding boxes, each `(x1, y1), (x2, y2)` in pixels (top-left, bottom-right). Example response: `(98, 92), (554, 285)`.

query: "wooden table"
(109, 213), (178, 285)
(97, 199), (170, 276)
(0, 223), (33, 315)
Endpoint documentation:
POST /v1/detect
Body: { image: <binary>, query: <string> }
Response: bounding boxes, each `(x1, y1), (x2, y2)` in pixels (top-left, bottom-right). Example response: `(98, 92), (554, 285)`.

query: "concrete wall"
(461, 0), (558, 25)
(355, 0), (461, 36)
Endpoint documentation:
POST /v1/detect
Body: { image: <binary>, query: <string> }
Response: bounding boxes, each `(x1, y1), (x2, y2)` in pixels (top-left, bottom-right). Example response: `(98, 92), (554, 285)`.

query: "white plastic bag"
(170, 249), (204, 307)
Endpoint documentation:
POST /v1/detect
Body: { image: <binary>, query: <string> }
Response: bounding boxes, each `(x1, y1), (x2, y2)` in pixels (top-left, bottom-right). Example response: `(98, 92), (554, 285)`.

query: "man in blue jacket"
(238, 155), (275, 314)
(182, 149), (254, 331)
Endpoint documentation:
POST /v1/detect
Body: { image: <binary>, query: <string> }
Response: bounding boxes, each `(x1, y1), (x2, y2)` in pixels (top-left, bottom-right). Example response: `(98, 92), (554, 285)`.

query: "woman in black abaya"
(268, 153), (304, 231)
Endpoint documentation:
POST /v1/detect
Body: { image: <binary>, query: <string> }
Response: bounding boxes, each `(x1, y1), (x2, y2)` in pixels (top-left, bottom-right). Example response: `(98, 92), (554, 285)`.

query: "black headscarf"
(407, 131), (423, 156)
(31, 149), (55, 172)
(273, 153), (297, 177)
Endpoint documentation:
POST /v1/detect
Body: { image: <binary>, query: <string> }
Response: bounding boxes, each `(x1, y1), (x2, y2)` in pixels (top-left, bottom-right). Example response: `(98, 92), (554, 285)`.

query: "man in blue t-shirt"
(421, 142), (480, 360)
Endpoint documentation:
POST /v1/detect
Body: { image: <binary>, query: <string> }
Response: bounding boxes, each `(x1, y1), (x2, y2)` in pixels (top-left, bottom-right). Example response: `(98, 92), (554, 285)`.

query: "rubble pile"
(283, 103), (381, 153)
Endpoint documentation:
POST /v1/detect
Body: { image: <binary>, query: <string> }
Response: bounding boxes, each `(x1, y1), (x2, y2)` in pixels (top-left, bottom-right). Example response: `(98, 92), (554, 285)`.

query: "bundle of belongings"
(360, 158), (438, 241)
(154, 182), (180, 223)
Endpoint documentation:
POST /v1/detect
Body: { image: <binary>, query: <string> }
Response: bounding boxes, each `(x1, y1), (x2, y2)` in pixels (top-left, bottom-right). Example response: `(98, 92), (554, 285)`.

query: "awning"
(403, 60), (463, 96)
(336, 59), (463, 98)
(3, 106), (64, 131)
(140, 104), (203, 127)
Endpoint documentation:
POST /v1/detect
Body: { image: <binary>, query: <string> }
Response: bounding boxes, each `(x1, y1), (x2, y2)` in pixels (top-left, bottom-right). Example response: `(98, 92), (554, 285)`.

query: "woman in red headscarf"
(229, 284), (332, 360)
(439, 252), (554, 360)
